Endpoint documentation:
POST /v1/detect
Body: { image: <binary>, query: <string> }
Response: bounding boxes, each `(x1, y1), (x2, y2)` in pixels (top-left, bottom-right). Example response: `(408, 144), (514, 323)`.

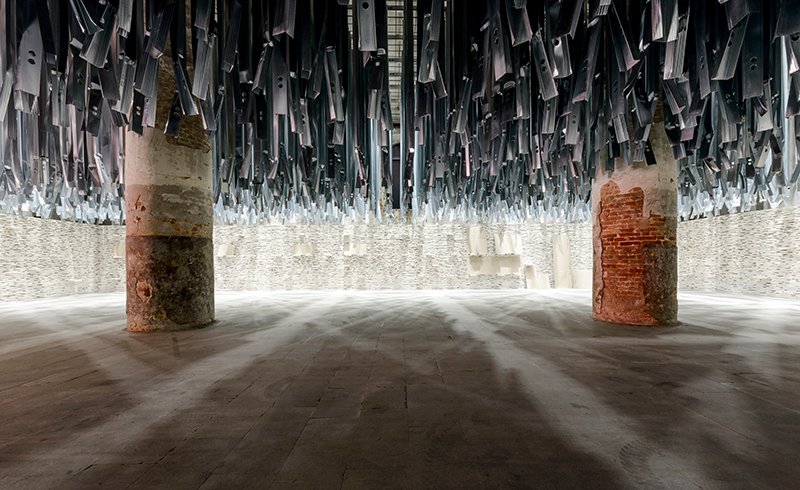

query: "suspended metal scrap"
(0, 0), (799, 225)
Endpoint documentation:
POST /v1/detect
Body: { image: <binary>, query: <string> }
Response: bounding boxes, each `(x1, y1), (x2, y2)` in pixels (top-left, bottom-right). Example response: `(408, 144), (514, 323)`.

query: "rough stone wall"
(678, 206), (800, 299)
(4, 205), (798, 300)
(0, 216), (593, 300)
(213, 222), (592, 290)
(0, 213), (125, 301)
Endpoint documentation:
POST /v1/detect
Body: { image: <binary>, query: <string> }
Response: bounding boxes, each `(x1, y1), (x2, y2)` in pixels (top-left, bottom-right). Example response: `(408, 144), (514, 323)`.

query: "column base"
(126, 235), (215, 333)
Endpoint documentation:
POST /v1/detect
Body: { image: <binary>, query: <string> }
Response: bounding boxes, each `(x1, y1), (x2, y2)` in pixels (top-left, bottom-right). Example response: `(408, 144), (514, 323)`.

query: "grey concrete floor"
(0, 290), (799, 489)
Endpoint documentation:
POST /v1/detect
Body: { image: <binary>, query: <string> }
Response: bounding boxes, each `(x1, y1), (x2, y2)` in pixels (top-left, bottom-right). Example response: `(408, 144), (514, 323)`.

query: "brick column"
(592, 121), (678, 326)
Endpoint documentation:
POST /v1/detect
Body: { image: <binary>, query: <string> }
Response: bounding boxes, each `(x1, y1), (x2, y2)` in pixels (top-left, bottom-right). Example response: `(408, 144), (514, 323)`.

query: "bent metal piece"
(0, 0), (798, 225)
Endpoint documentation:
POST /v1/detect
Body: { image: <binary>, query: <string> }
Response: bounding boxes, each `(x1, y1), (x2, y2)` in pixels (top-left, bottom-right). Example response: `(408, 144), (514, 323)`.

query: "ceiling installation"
(1, 0), (799, 224)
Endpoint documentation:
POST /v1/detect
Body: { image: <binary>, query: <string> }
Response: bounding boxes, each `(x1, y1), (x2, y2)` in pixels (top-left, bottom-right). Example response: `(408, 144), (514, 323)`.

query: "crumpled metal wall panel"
(0, 0), (799, 225)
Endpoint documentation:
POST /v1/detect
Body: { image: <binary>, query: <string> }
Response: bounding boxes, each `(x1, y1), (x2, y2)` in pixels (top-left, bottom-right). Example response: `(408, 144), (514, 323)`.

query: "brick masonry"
(594, 181), (678, 325)
(591, 121), (679, 326)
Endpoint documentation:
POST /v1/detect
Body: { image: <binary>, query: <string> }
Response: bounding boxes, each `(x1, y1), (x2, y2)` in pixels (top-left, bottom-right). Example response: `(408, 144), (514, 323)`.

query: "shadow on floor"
(1, 291), (799, 489)
(454, 294), (800, 489)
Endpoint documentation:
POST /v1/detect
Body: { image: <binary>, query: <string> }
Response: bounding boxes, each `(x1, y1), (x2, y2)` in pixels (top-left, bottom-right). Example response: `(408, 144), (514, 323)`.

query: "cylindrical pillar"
(124, 58), (214, 332)
(592, 121), (678, 326)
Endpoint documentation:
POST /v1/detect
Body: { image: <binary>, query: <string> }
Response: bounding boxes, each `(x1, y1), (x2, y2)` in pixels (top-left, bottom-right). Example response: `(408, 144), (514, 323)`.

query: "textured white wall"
(212, 223), (592, 291)
(677, 206), (800, 299)
(0, 216), (592, 300)
(0, 213), (125, 301)
(3, 205), (798, 300)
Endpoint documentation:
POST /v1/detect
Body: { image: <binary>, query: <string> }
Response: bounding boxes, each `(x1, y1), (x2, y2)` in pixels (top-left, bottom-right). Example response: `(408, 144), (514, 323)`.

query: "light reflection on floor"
(0, 290), (798, 488)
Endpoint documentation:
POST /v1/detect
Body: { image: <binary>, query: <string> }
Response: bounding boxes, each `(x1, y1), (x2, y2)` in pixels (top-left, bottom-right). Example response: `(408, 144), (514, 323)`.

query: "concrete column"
(124, 57), (214, 332)
(592, 120), (678, 326)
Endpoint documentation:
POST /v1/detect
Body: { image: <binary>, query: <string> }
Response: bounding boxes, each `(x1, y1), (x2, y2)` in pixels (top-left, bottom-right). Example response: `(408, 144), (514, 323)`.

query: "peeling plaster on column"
(594, 196), (606, 315)
(592, 121), (678, 326)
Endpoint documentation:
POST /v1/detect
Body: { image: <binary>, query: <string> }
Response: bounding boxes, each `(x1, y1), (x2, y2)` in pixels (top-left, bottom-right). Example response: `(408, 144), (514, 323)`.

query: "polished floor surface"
(0, 290), (799, 489)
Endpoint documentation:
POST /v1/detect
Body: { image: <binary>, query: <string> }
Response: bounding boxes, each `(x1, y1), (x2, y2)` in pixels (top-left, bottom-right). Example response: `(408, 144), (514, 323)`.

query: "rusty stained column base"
(126, 235), (214, 332)
(123, 134), (214, 333)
